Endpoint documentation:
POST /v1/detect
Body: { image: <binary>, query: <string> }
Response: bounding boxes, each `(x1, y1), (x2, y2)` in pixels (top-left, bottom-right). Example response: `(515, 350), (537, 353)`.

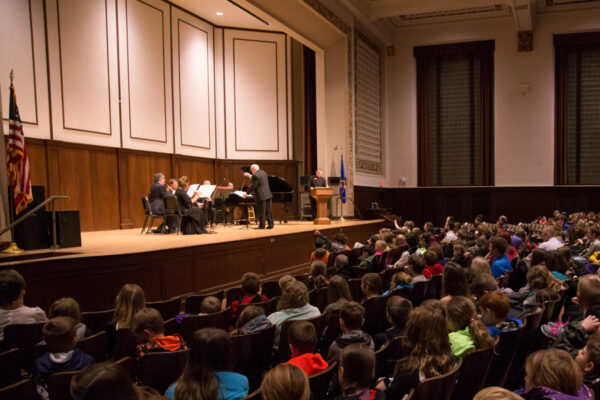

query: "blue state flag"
(340, 155), (346, 204)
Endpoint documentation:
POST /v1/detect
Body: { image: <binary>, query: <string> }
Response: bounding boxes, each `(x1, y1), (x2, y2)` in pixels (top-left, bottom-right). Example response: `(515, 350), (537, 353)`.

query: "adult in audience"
(538, 226), (563, 252)
(176, 176), (208, 234)
(165, 327), (249, 400)
(336, 343), (385, 400)
(323, 275), (352, 314)
(0, 268), (47, 342)
(392, 232), (422, 268)
(444, 222), (460, 242)
(376, 303), (455, 398)
(243, 164), (274, 230)
(71, 362), (163, 400)
(490, 237), (512, 279)
(260, 364), (310, 400)
(520, 349), (592, 399)
(268, 280), (320, 350)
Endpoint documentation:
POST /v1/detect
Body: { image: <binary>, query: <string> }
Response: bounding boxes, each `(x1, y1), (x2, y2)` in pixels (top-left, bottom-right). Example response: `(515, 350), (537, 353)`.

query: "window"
(415, 41), (494, 186)
(555, 32), (600, 185)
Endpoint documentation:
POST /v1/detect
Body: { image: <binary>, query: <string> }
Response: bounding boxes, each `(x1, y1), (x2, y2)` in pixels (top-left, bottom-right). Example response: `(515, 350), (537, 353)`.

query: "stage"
(0, 219), (384, 311)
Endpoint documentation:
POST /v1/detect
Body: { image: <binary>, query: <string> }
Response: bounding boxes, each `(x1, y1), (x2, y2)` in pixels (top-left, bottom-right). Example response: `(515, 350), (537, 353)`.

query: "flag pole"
(3, 70), (24, 253)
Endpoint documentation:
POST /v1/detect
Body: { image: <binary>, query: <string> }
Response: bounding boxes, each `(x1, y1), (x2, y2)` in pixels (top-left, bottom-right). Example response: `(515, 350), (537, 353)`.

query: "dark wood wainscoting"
(14, 222), (382, 311)
(355, 185), (600, 226)
(21, 138), (298, 231)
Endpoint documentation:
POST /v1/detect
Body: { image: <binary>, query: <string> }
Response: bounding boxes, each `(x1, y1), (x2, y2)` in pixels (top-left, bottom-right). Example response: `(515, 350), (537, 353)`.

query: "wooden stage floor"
(0, 219), (385, 311)
(0, 218), (383, 264)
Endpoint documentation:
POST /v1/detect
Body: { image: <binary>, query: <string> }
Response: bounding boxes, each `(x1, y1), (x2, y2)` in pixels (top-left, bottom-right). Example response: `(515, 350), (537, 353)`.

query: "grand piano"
(224, 175), (294, 223)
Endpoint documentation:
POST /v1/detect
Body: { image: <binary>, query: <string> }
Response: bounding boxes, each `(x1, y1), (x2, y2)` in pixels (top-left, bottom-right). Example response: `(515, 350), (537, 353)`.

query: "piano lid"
(268, 176), (293, 193)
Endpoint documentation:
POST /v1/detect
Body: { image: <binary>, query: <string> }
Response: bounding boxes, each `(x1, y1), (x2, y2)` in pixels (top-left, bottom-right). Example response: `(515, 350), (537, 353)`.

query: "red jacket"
(285, 352), (328, 376)
(423, 263), (443, 279)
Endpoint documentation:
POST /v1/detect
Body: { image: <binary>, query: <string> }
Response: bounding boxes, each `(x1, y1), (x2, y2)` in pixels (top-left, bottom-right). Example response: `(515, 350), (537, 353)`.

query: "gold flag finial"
(9, 69), (14, 84)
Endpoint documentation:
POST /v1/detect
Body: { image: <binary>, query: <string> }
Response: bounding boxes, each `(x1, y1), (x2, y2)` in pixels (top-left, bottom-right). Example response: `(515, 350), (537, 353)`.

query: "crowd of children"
(5, 211), (600, 399)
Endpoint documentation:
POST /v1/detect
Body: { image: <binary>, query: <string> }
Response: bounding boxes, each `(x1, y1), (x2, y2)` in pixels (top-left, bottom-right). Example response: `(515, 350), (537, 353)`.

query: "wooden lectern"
(310, 187), (333, 225)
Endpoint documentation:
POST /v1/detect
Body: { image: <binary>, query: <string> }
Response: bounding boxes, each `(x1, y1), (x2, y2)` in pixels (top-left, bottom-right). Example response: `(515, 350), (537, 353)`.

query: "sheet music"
(198, 185), (216, 199)
(186, 184), (200, 198)
(232, 190), (251, 198)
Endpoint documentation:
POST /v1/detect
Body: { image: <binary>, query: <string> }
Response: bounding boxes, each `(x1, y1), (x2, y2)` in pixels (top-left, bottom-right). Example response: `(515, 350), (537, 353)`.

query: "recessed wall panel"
(172, 8), (215, 158)
(224, 29), (288, 160)
(47, 0), (120, 146)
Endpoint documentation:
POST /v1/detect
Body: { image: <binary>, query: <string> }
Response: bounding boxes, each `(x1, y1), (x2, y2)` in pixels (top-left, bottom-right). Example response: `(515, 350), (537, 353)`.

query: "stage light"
(216, 11), (223, 16)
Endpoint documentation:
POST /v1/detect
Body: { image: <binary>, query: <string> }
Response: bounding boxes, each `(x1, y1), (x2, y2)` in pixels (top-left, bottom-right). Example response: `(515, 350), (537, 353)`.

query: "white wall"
(1, 0), (290, 161)
(386, 9), (600, 188)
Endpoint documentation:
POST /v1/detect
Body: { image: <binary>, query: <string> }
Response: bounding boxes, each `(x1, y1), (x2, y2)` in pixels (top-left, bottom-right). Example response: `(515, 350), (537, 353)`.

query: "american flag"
(7, 83), (32, 214)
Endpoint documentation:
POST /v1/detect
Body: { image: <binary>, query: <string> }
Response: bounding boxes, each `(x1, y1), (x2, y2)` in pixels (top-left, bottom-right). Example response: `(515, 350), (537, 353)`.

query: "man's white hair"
(251, 164), (259, 171)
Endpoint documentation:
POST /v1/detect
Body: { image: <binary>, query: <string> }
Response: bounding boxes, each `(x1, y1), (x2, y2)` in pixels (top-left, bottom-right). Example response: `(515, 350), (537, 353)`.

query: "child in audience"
(165, 327), (249, 399)
(34, 317), (95, 400)
(132, 308), (186, 360)
(440, 262), (469, 302)
(327, 301), (374, 364)
(479, 291), (522, 338)
(361, 273), (382, 302)
(392, 232), (422, 268)
(111, 283), (146, 330)
(260, 364), (310, 400)
(310, 237), (329, 265)
(335, 255), (355, 281)
(232, 305), (272, 335)
(490, 237), (512, 278)
(268, 280), (320, 350)
(284, 320), (328, 376)
(452, 241), (468, 267)
(376, 304), (455, 398)
(446, 296), (495, 358)
(230, 272), (268, 320)
(575, 332), (600, 386)
(521, 349), (592, 399)
(71, 362), (163, 400)
(509, 265), (561, 317)
(355, 245), (376, 274)
(336, 343), (385, 400)
(373, 296), (412, 349)
(279, 275), (296, 291)
(474, 387), (524, 400)
(0, 268), (47, 342)
(423, 250), (443, 279)
(381, 272), (413, 296)
(324, 275), (353, 314)
(470, 273), (499, 302)
(49, 297), (90, 338)
(470, 256), (492, 279)
(200, 296), (222, 314)
(308, 260), (328, 290)
(406, 254), (427, 284)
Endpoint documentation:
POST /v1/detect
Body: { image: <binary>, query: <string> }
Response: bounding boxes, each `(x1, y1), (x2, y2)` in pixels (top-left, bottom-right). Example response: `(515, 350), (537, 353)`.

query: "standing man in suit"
(244, 164), (274, 229)
(305, 169), (327, 219)
(148, 172), (172, 233)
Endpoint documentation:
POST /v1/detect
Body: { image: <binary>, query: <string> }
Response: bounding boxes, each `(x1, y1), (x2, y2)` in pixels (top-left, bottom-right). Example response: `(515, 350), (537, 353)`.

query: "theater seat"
(0, 379), (37, 400)
(138, 349), (189, 393)
(412, 359), (462, 400)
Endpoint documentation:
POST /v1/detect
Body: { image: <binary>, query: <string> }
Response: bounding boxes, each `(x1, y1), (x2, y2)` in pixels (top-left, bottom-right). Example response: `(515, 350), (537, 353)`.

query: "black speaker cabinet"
(13, 185), (50, 250)
(46, 210), (81, 248)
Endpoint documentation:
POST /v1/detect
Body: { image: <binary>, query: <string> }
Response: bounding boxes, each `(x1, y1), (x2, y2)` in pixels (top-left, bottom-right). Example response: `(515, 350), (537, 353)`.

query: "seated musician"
(148, 172), (175, 233)
(166, 178), (178, 194)
(198, 180), (218, 228)
(175, 176), (208, 234)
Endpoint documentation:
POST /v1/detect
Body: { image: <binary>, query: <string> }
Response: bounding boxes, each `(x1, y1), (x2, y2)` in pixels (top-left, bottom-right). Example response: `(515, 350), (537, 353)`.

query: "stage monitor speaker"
(13, 185), (50, 250)
(46, 210), (81, 248)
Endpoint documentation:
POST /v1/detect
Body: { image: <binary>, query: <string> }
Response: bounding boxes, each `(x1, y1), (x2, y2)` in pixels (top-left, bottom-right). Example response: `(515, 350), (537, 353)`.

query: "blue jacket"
(491, 254), (512, 278)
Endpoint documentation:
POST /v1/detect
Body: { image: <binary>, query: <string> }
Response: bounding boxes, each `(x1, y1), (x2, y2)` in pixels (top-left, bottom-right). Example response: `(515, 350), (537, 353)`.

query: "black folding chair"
(141, 196), (164, 234)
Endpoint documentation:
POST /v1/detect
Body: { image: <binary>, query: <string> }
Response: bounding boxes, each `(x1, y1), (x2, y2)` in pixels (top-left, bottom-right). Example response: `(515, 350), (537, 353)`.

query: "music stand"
(213, 187), (232, 226)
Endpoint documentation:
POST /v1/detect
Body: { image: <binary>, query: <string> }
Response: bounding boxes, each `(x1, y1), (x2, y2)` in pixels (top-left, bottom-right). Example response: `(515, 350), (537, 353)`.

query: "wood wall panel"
(15, 139), (298, 231)
(11, 221), (384, 311)
(355, 185), (600, 226)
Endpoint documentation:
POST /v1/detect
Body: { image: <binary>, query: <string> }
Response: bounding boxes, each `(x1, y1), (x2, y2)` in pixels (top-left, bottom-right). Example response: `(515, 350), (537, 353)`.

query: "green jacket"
(449, 327), (475, 358)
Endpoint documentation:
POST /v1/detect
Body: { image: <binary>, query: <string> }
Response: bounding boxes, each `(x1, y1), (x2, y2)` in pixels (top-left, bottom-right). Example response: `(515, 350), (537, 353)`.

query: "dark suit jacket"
(306, 176), (326, 190)
(247, 169), (272, 202)
(148, 182), (168, 214)
(175, 188), (193, 210)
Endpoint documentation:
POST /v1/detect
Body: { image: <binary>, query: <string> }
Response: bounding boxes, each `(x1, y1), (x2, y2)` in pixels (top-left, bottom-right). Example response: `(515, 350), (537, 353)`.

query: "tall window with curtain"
(555, 32), (600, 185)
(415, 41), (494, 186)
